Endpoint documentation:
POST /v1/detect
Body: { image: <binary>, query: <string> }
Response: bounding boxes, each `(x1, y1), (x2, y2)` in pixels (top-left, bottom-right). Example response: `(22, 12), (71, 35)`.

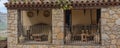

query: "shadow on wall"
(22, 10), (52, 27)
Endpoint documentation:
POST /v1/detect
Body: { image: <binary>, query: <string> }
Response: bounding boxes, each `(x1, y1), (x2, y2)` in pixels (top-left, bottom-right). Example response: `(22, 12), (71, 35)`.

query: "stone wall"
(101, 6), (120, 48)
(7, 7), (120, 48)
(52, 9), (64, 44)
(7, 10), (18, 48)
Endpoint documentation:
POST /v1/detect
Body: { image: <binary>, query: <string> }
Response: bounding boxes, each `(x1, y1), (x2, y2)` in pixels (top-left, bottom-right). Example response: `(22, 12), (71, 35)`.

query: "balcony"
(18, 24), (52, 44)
(18, 24), (101, 45)
(64, 24), (101, 45)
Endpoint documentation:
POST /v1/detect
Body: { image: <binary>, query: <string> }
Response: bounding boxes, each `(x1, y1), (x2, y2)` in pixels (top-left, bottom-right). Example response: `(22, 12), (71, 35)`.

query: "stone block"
(112, 25), (120, 32)
(107, 23), (114, 28)
(54, 26), (61, 34)
(109, 10), (115, 15)
(29, 45), (39, 48)
(111, 39), (117, 45)
(117, 46), (120, 48)
(64, 46), (73, 48)
(109, 34), (116, 39)
(53, 34), (57, 39)
(102, 34), (109, 40)
(39, 45), (49, 48)
(49, 45), (64, 48)
(117, 39), (120, 45)
(52, 40), (64, 44)
(104, 26), (110, 31)
(110, 45), (117, 48)
(115, 19), (120, 25)
(72, 46), (84, 48)
(57, 33), (64, 40)
(100, 46), (106, 48)
(107, 19), (115, 23)
(101, 19), (107, 25)
(112, 14), (119, 19)
(103, 13), (110, 18)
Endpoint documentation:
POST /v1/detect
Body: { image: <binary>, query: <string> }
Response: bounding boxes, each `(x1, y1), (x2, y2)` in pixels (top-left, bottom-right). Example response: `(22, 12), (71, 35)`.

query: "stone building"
(5, 0), (120, 48)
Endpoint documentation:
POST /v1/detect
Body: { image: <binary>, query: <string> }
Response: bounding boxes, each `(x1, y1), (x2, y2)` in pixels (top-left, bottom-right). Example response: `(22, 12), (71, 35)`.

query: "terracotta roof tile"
(5, 1), (120, 9)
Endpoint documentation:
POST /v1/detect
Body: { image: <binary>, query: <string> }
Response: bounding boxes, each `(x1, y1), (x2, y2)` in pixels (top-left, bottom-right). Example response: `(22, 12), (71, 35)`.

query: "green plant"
(0, 37), (7, 41)
(58, 0), (72, 10)
(13, 0), (17, 2)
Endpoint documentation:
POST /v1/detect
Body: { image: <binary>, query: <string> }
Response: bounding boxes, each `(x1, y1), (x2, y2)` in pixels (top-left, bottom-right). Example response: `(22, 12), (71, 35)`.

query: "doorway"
(64, 10), (72, 32)
(64, 10), (72, 43)
(65, 10), (71, 26)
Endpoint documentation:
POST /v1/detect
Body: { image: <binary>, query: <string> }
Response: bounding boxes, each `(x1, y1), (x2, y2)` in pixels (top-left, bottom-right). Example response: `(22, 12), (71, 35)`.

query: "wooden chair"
(81, 30), (89, 42)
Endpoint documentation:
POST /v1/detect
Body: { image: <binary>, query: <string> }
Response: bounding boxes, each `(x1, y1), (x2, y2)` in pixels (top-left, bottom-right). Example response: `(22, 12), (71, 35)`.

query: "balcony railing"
(18, 22), (101, 45)
(64, 24), (101, 45)
(18, 24), (52, 44)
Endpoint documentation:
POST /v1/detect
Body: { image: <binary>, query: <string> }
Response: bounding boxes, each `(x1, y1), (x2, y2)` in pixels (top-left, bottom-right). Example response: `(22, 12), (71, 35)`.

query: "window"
(17, 10), (52, 44)
(64, 9), (101, 45)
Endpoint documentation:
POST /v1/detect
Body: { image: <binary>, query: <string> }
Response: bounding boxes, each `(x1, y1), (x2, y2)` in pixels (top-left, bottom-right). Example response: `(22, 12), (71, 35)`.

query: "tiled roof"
(5, 0), (120, 9)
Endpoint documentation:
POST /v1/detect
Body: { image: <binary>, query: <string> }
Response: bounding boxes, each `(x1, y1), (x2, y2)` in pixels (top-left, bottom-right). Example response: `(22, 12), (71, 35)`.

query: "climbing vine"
(58, 0), (72, 10)
(13, 0), (17, 2)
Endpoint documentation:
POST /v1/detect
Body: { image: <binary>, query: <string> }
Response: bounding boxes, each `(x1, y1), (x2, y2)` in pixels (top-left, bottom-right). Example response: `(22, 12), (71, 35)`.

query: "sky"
(0, 0), (8, 13)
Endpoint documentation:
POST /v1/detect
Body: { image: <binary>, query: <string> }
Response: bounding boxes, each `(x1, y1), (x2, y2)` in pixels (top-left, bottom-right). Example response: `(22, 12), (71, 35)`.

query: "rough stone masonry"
(7, 6), (120, 48)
